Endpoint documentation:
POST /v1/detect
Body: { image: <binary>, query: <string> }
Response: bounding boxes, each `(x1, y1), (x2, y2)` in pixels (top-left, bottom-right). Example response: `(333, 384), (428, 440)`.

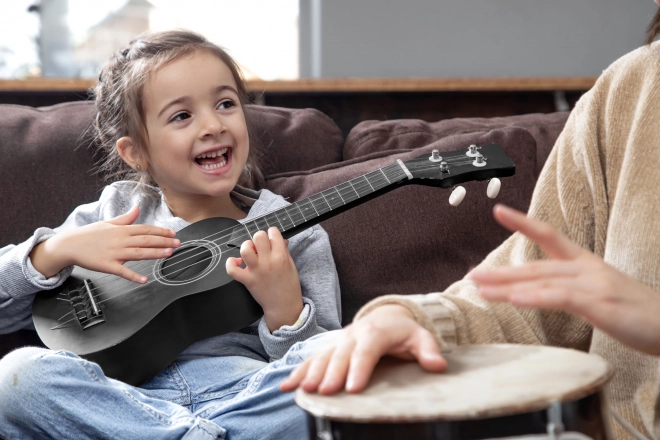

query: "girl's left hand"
(226, 226), (303, 332)
(471, 204), (660, 356)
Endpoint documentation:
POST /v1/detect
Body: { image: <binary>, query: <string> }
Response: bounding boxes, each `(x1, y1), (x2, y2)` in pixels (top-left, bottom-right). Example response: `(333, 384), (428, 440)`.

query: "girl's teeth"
(196, 148), (228, 160)
(200, 157), (227, 170)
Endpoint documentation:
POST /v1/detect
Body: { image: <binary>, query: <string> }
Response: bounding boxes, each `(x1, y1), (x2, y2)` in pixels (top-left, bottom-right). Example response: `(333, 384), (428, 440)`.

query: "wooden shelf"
(0, 77), (597, 93)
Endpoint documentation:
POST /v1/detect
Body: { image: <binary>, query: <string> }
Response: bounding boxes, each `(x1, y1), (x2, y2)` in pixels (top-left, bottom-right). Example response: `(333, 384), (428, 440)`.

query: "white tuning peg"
(487, 178), (501, 199)
(449, 186), (466, 206)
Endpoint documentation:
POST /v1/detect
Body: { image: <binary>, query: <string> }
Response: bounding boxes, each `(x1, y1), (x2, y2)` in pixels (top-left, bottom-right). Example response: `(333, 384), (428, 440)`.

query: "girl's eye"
(170, 112), (191, 123)
(217, 100), (235, 110)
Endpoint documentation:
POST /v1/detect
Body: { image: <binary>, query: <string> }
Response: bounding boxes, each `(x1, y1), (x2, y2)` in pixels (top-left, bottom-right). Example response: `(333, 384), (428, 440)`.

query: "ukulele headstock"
(402, 142), (515, 188)
(400, 142), (515, 206)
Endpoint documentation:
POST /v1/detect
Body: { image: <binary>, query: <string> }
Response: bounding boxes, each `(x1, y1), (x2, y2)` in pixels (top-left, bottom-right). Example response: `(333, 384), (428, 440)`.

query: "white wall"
(300, 0), (657, 78)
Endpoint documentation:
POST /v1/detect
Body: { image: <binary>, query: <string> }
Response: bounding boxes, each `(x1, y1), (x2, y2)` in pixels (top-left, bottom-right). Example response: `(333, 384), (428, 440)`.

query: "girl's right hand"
(30, 206), (180, 284)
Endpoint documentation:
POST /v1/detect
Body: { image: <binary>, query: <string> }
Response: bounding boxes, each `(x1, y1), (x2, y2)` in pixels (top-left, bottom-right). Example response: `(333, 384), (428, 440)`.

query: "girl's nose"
(199, 113), (226, 139)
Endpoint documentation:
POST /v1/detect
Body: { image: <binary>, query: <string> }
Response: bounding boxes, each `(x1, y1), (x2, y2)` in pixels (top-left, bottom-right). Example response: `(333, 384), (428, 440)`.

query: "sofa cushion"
(344, 112), (568, 179)
(266, 125), (541, 325)
(0, 102), (344, 247)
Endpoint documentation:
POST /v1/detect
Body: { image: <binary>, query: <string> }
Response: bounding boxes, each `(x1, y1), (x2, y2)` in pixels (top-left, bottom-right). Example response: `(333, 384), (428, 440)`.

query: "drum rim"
(295, 344), (614, 424)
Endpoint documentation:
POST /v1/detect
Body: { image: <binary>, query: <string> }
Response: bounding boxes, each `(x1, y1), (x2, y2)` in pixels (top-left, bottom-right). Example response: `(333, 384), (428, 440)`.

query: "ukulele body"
(32, 216), (262, 386)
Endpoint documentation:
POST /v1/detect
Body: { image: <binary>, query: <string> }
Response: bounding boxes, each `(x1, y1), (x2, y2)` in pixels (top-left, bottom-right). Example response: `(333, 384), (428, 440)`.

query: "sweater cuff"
(353, 294), (457, 348)
(259, 297), (322, 360)
(6, 228), (73, 298)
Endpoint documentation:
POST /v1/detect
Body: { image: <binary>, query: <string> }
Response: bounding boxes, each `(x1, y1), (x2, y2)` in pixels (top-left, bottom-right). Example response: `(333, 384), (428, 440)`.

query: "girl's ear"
(116, 136), (148, 172)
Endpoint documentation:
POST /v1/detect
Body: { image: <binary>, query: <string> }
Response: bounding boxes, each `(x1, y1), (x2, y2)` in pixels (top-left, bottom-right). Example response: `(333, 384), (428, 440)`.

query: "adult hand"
(30, 205), (179, 283)
(280, 304), (446, 395)
(472, 204), (660, 356)
(226, 226), (303, 332)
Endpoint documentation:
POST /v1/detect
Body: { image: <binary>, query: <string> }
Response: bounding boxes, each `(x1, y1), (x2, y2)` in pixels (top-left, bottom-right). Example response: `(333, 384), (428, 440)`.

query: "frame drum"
(295, 344), (613, 440)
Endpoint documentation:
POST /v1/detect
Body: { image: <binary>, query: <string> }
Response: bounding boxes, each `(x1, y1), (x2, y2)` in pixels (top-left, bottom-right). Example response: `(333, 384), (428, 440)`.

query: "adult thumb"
(108, 205), (140, 226)
(410, 329), (447, 373)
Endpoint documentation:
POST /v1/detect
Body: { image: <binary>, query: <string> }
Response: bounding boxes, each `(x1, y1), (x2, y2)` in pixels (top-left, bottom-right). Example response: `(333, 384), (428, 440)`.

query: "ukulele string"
(59, 157), (493, 310)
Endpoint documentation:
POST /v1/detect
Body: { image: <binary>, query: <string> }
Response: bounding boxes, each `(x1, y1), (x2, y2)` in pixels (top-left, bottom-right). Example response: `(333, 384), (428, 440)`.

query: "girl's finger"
(128, 224), (177, 238)
(108, 205), (140, 226)
(268, 227), (287, 253)
(470, 260), (581, 285)
(318, 336), (357, 395)
(225, 256), (245, 281)
(127, 235), (180, 249)
(114, 264), (148, 284)
(121, 247), (174, 262)
(493, 205), (582, 260)
(239, 240), (258, 268)
(251, 231), (271, 257)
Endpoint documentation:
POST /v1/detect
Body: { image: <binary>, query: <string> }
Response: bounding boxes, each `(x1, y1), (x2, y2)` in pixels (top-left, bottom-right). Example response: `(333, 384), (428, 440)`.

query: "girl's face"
(141, 50), (249, 202)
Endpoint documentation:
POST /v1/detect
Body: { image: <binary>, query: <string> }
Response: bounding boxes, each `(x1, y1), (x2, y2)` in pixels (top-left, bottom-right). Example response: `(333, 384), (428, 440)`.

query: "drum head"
(295, 344), (612, 423)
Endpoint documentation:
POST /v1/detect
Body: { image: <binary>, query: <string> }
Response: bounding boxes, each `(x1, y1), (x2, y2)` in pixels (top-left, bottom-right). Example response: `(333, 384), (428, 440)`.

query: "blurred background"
(0, 0), (656, 134)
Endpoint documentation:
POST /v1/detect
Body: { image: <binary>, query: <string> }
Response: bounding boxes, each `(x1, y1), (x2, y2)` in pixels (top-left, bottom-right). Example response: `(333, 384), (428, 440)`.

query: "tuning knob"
(487, 178), (501, 199)
(449, 186), (466, 206)
(466, 144), (480, 157)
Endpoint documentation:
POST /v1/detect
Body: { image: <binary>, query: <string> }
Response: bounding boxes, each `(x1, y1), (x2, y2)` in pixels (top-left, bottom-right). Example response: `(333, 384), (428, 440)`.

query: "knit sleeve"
(355, 68), (612, 350)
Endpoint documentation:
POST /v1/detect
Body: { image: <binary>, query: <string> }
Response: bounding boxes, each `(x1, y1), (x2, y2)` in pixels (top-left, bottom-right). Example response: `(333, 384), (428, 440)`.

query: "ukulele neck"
(230, 161), (410, 243)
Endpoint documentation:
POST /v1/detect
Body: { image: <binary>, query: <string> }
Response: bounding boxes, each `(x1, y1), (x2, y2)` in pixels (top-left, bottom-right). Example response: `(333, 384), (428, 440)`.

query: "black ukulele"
(32, 143), (515, 385)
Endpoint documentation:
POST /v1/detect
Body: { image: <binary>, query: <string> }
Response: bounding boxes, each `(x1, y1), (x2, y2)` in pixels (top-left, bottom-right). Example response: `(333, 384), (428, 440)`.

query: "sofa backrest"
(0, 101), (569, 326)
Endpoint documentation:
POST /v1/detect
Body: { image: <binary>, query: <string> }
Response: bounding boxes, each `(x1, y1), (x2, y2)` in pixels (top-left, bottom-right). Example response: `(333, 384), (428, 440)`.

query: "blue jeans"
(0, 332), (336, 440)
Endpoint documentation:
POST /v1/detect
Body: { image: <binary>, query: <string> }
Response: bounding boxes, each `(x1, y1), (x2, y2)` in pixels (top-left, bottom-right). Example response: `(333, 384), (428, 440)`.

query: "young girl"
(0, 30), (341, 440)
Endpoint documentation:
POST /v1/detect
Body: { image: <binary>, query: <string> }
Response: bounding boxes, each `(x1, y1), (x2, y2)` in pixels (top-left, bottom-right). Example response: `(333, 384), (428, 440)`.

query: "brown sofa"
(0, 101), (569, 356)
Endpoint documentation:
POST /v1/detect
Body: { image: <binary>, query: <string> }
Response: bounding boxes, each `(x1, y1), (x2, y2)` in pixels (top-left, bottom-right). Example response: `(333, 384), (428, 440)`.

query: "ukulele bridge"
(67, 279), (105, 330)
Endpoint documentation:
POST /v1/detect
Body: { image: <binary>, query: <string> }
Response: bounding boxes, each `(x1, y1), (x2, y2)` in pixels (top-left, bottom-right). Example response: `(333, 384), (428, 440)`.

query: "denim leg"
(0, 347), (225, 440)
(194, 331), (339, 440)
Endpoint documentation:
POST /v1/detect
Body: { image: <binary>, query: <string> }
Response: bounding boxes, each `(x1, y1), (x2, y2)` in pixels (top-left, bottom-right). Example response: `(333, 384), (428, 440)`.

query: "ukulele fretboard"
(228, 162), (408, 246)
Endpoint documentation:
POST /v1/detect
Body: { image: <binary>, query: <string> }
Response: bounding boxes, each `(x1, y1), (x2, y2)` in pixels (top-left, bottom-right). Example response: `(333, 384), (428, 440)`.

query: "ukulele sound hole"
(160, 245), (213, 282)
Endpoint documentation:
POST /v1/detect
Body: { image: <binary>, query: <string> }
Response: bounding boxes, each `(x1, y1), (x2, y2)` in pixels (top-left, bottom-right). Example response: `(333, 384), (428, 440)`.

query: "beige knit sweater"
(355, 43), (660, 439)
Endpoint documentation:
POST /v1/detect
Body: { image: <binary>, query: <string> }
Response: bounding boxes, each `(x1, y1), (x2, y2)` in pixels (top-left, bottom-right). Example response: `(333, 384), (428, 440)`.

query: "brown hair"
(92, 30), (263, 194)
(647, 7), (660, 44)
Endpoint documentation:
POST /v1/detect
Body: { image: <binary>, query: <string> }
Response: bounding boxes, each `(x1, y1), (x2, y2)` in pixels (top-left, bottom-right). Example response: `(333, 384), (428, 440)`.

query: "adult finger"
(479, 280), (592, 315)
(470, 260), (581, 285)
(300, 347), (336, 393)
(345, 340), (388, 393)
(492, 205), (582, 260)
(407, 328), (447, 373)
(318, 336), (357, 395)
(280, 359), (312, 392)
